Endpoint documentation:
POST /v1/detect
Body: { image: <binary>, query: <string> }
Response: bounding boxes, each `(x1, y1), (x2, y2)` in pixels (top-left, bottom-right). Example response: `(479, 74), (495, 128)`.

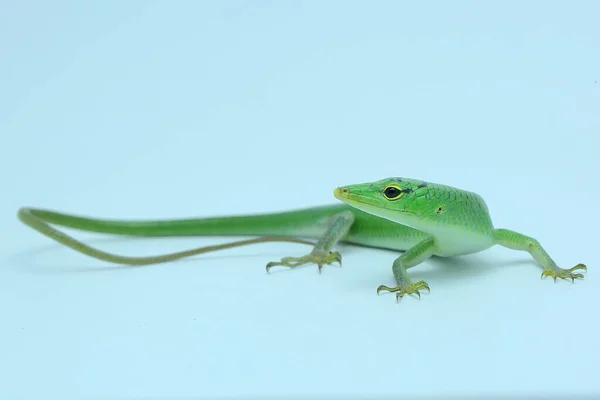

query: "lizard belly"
(431, 227), (494, 257)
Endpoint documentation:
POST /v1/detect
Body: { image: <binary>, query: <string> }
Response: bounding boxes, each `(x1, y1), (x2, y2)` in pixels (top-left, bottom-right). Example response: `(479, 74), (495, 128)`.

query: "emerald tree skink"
(18, 177), (587, 301)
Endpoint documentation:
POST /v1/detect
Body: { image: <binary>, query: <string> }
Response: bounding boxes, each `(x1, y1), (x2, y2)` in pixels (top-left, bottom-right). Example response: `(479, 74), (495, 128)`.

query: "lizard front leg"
(377, 236), (436, 302)
(266, 211), (355, 273)
(493, 229), (587, 281)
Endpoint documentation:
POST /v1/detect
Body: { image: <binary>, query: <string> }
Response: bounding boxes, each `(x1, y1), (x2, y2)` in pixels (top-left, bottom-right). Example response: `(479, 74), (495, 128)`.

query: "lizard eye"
(383, 186), (402, 199)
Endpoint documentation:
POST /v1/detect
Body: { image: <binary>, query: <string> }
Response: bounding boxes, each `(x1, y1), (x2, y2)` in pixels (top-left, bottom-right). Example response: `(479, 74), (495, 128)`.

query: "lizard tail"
(17, 207), (315, 266)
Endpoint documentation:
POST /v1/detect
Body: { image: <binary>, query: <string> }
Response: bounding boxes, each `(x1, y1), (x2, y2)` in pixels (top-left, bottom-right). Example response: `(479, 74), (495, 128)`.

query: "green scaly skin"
(18, 177), (587, 302)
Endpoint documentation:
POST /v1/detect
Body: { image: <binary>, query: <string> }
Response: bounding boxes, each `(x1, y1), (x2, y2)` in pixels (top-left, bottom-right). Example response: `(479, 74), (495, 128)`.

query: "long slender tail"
(17, 207), (318, 266)
(18, 206), (339, 237)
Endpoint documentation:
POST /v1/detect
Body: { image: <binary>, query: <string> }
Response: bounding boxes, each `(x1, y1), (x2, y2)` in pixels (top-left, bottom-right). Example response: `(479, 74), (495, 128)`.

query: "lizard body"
(18, 177), (586, 301)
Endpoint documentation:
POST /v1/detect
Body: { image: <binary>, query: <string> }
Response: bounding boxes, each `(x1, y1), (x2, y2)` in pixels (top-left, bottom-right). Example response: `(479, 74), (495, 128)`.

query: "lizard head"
(333, 177), (491, 234)
(333, 177), (432, 224)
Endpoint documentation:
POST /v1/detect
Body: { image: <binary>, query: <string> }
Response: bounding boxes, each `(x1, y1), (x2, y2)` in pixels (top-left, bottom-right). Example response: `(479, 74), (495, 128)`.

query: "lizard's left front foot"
(541, 263), (587, 283)
(266, 251), (342, 274)
(376, 281), (430, 302)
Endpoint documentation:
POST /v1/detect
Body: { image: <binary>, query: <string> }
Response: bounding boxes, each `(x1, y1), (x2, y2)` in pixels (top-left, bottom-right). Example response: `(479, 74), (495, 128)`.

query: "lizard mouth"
(333, 187), (381, 209)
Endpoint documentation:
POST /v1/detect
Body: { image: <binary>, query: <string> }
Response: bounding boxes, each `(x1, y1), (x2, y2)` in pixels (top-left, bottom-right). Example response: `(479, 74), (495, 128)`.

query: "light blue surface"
(1, 1), (599, 399)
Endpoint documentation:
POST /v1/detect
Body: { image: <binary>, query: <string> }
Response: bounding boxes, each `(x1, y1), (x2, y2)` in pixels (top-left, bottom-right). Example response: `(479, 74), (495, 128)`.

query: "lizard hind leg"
(265, 211), (354, 274)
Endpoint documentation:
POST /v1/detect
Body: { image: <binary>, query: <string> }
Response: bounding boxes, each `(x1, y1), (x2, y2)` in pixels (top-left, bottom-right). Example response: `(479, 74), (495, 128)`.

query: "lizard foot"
(376, 281), (430, 302)
(266, 251), (342, 274)
(541, 263), (587, 283)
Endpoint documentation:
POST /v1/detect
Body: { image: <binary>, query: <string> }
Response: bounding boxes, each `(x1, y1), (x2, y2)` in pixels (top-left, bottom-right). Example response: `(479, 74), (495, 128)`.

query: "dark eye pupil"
(384, 187), (401, 198)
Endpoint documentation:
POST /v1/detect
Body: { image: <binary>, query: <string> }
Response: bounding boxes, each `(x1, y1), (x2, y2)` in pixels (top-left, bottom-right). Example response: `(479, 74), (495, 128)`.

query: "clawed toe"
(541, 263), (587, 283)
(331, 252), (342, 265)
(265, 251), (342, 274)
(376, 280), (430, 302)
(568, 264), (587, 273)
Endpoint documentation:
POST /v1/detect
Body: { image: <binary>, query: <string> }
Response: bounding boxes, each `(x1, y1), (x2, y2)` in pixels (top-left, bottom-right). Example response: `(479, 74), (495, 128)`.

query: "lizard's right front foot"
(376, 281), (430, 302)
(266, 251), (342, 274)
(541, 263), (587, 283)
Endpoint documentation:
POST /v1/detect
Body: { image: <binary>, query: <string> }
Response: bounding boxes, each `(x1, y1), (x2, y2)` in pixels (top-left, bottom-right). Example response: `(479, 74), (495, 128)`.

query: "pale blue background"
(1, 1), (599, 399)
